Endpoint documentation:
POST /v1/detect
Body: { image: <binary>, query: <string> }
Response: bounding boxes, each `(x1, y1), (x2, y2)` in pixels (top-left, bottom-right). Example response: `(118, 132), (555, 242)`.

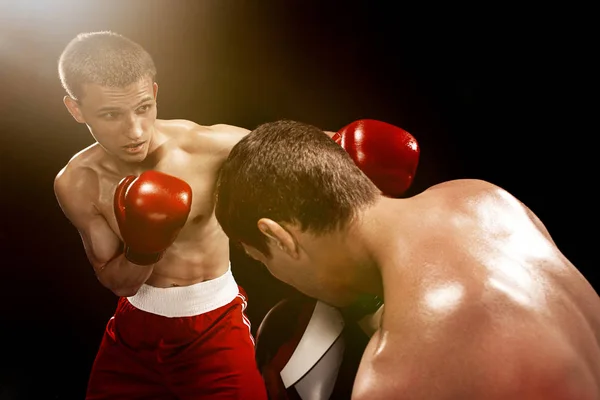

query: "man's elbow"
(110, 285), (140, 298)
(97, 274), (140, 298)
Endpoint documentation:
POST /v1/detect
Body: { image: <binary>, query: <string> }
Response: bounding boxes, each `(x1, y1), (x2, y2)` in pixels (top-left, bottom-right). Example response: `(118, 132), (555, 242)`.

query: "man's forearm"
(96, 254), (154, 297)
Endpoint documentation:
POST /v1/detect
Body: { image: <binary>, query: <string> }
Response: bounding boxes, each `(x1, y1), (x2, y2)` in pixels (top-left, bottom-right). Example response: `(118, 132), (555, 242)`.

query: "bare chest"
(95, 150), (221, 240)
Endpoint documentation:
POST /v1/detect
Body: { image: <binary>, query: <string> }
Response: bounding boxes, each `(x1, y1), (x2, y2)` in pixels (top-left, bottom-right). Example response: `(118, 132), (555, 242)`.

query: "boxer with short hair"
(54, 31), (267, 399)
(215, 120), (600, 399)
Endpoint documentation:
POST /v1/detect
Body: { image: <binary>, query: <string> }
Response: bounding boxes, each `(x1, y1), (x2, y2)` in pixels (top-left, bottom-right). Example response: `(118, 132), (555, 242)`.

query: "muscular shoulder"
(157, 119), (249, 159)
(425, 178), (553, 239)
(425, 178), (502, 197)
(422, 179), (531, 219)
(55, 144), (103, 187)
(54, 146), (102, 217)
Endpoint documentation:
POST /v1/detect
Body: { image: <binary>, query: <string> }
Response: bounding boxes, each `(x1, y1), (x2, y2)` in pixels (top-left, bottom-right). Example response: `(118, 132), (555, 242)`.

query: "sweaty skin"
(54, 78), (249, 295)
(352, 179), (600, 400)
(244, 179), (600, 399)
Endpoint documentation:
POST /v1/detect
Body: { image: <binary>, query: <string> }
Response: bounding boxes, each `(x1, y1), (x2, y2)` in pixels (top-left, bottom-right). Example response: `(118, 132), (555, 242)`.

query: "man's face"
(241, 242), (359, 308)
(66, 77), (158, 163)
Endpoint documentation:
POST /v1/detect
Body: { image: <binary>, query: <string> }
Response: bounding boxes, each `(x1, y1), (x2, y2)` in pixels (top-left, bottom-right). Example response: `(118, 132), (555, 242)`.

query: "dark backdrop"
(0, 1), (593, 398)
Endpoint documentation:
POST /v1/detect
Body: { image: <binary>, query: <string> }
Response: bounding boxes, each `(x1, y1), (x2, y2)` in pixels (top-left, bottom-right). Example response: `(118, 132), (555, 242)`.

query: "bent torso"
(72, 120), (235, 288)
(362, 179), (600, 399)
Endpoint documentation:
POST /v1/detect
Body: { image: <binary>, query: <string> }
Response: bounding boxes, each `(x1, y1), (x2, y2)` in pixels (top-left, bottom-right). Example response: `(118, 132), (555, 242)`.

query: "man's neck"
(343, 196), (407, 296)
(328, 205), (385, 296)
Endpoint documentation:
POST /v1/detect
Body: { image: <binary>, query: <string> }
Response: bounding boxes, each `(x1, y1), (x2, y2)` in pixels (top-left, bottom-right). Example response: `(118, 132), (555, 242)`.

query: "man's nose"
(124, 114), (144, 140)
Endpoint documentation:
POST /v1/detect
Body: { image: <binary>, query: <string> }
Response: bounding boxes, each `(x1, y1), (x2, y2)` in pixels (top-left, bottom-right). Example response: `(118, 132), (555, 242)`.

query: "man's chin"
(118, 149), (148, 163)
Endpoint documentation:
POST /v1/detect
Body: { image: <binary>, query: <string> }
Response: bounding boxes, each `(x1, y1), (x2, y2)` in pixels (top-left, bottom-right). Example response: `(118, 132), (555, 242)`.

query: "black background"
(0, 1), (594, 398)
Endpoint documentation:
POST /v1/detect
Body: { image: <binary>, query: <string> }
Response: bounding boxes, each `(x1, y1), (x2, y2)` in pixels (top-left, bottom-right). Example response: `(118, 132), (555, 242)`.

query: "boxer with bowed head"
(53, 31), (267, 399)
(251, 119), (418, 399)
(215, 120), (600, 400)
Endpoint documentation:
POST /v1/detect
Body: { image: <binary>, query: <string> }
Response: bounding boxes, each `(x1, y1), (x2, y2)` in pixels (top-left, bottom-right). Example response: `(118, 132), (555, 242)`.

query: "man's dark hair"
(58, 31), (157, 101)
(215, 120), (380, 257)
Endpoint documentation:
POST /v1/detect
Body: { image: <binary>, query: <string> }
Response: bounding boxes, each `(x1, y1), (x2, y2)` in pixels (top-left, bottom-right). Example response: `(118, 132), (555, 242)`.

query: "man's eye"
(102, 112), (118, 119)
(137, 104), (151, 113)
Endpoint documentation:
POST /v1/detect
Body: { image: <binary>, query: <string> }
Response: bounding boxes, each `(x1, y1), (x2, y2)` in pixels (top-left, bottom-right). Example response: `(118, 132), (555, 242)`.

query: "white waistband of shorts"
(126, 265), (238, 318)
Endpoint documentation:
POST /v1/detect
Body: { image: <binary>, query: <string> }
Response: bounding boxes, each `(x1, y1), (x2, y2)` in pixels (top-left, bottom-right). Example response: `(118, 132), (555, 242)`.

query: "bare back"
(55, 120), (247, 288)
(355, 179), (600, 399)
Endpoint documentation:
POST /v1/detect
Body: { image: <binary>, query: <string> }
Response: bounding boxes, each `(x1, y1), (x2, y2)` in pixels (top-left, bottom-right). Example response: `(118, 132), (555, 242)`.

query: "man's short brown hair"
(58, 31), (157, 101)
(215, 120), (380, 256)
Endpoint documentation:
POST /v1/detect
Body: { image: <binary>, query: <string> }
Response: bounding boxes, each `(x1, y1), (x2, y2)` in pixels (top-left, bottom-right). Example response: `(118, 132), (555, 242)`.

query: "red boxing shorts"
(85, 266), (268, 400)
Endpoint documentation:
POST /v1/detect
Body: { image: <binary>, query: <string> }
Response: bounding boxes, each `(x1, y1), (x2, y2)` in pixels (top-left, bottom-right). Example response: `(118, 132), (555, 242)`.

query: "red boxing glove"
(114, 170), (192, 265)
(333, 119), (420, 197)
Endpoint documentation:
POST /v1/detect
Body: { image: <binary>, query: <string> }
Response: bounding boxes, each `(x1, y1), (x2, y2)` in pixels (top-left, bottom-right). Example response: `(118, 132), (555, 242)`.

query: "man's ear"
(257, 218), (300, 259)
(153, 82), (158, 100)
(63, 96), (85, 123)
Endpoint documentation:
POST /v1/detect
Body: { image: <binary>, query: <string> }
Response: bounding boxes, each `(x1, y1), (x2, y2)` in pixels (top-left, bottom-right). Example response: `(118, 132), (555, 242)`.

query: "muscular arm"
(207, 124), (250, 161)
(54, 167), (153, 297)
